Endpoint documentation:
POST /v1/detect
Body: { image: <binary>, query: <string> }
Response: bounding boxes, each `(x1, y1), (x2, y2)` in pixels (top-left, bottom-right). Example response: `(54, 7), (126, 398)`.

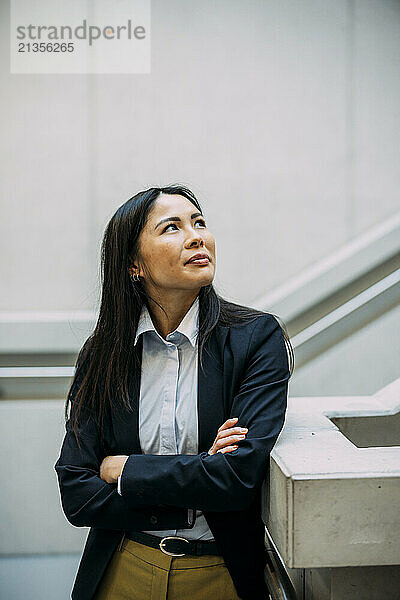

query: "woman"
(55, 185), (294, 600)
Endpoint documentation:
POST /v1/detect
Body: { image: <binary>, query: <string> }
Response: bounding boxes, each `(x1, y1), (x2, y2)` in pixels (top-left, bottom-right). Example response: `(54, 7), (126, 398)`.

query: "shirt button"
(150, 515), (158, 525)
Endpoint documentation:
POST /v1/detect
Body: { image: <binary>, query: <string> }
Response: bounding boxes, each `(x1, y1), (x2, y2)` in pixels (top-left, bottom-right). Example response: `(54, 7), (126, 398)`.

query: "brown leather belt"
(125, 530), (219, 557)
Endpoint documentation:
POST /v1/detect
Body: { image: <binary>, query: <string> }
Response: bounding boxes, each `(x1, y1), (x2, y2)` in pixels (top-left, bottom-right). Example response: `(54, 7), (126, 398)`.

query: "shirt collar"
(134, 295), (199, 348)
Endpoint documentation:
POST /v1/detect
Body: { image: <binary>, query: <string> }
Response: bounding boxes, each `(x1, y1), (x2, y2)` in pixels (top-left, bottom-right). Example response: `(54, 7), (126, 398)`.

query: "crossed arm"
(55, 315), (289, 528)
(100, 416), (249, 492)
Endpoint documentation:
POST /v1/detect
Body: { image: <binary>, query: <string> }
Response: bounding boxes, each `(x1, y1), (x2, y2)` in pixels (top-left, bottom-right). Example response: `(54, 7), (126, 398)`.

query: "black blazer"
(55, 312), (290, 600)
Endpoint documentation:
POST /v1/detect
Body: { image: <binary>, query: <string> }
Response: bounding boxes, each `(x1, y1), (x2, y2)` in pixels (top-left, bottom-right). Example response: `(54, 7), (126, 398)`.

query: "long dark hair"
(66, 185), (294, 443)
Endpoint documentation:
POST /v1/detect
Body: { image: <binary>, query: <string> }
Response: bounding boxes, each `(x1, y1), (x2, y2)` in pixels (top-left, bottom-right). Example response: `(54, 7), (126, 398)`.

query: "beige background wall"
(1, 0), (399, 315)
(1, 2), (399, 599)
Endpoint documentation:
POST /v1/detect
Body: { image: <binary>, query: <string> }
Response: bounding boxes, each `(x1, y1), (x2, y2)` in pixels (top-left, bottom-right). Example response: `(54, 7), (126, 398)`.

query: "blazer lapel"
(110, 336), (143, 455)
(130, 335), (143, 454)
(197, 325), (229, 453)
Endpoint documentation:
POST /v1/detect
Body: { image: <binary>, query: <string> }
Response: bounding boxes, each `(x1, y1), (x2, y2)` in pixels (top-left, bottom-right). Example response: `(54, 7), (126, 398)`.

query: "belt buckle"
(159, 536), (190, 557)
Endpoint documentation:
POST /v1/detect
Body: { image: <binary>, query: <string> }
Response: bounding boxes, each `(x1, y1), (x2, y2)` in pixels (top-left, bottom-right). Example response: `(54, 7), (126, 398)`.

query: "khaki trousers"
(93, 535), (241, 600)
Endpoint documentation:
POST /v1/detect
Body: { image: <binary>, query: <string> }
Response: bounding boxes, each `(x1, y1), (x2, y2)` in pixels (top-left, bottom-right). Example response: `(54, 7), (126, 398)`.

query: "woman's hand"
(99, 455), (129, 484)
(208, 417), (248, 455)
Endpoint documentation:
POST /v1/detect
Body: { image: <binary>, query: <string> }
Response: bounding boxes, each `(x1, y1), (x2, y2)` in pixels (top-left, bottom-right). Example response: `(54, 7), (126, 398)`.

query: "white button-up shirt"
(118, 295), (214, 541)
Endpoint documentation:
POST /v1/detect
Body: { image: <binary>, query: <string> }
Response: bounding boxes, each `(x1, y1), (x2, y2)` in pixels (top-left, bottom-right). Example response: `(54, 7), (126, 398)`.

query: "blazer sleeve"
(120, 314), (290, 512)
(54, 349), (194, 530)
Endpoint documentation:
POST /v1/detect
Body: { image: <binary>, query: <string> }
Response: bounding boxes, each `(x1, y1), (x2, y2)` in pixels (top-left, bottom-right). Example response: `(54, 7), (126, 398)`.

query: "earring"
(130, 272), (140, 282)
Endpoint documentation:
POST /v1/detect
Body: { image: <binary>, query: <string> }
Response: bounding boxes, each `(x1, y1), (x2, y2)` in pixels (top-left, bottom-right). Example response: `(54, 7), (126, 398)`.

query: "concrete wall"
(0, 400), (88, 554)
(1, 0), (399, 312)
(1, 2), (400, 598)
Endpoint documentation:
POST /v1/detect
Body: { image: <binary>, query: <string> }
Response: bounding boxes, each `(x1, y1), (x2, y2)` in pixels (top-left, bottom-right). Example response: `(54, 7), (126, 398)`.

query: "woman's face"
(131, 194), (216, 294)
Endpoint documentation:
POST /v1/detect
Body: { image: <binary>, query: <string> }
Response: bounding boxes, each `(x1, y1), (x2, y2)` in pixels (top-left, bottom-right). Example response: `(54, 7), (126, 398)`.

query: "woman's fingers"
(209, 427), (248, 454)
(214, 433), (246, 450)
(217, 417), (238, 433)
(217, 445), (238, 454)
(218, 426), (248, 439)
(208, 418), (249, 455)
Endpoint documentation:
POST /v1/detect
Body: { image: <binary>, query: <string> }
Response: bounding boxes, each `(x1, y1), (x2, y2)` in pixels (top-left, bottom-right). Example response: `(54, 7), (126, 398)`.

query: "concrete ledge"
(265, 378), (400, 568)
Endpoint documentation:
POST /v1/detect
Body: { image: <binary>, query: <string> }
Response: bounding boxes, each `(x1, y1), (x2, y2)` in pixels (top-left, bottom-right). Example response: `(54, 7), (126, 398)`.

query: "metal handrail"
(253, 210), (400, 323)
(264, 531), (298, 600)
(291, 267), (400, 367)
